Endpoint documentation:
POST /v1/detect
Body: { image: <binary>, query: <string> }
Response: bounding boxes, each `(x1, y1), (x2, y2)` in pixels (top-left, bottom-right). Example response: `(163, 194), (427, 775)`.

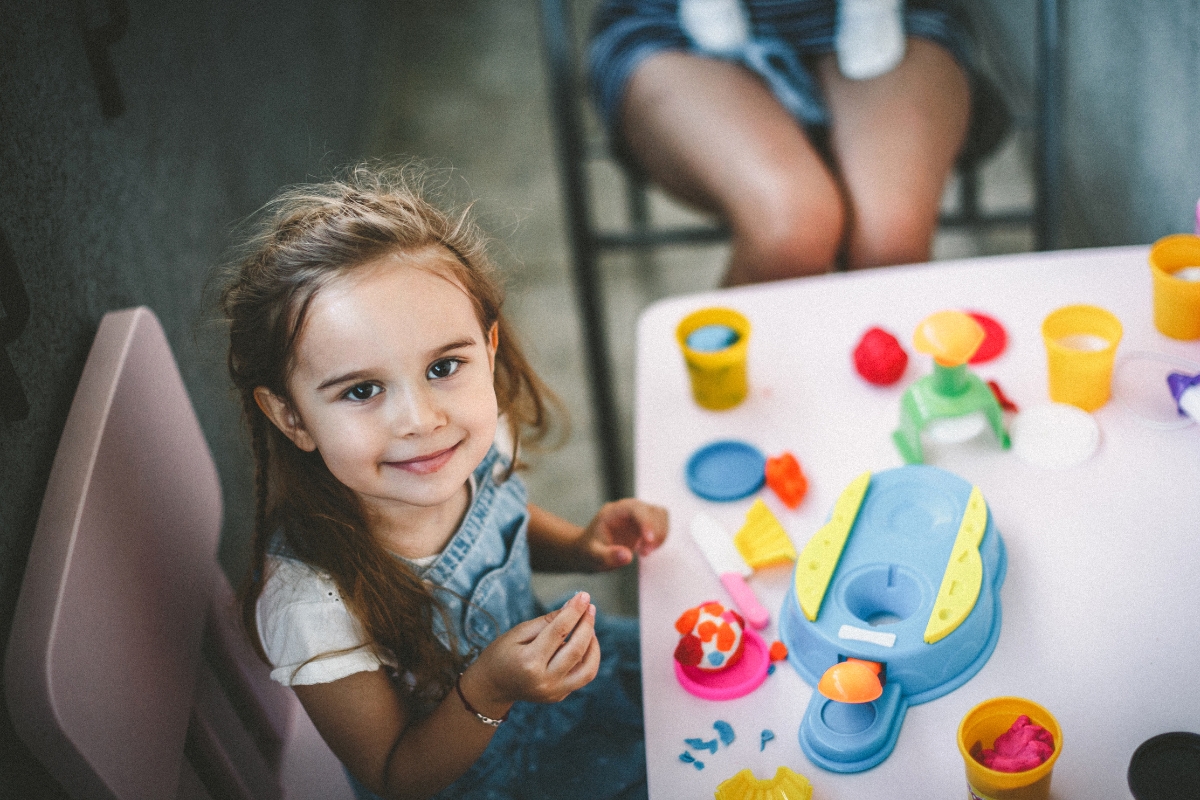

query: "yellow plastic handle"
(794, 472), (871, 621)
(924, 486), (987, 644)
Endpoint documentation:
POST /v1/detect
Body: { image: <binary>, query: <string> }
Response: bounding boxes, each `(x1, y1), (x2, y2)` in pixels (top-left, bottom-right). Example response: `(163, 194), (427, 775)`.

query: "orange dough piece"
(716, 622), (736, 651)
(675, 607), (701, 635)
(765, 452), (808, 509)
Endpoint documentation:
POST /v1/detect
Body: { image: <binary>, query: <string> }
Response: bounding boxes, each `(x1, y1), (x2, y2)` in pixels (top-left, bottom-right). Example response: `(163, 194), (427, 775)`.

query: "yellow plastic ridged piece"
(794, 472), (871, 621)
(714, 766), (813, 800)
(734, 499), (797, 569)
(924, 486), (987, 644)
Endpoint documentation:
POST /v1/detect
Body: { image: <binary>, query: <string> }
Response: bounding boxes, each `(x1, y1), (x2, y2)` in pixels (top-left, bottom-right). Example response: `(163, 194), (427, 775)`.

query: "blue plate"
(685, 440), (765, 501)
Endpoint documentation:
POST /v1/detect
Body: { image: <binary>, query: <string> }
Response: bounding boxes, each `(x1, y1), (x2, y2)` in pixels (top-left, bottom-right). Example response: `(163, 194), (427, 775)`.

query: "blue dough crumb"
(713, 720), (735, 746)
(684, 737), (719, 754)
(686, 324), (739, 352)
(679, 751), (695, 764)
(768, 663), (776, 675)
(760, 729), (775, 751)
(694, 760), (704, 770)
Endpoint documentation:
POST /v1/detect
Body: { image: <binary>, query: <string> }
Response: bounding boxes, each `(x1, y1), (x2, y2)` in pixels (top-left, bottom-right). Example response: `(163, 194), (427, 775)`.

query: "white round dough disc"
(1011, 403), (1100, 469)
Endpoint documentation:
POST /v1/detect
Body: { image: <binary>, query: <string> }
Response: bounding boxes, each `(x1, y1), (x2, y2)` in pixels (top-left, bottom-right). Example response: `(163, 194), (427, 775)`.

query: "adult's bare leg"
(620, 50), (845, 285)
(817, 37), (970, 269)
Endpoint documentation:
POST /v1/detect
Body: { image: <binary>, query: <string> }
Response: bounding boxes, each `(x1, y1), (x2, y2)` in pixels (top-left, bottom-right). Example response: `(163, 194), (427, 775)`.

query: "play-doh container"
(958, 697), (1061, 800)
(1149, 234), (1200, 340)
(1041, 304), (1122, 411)
(676, 307), (751, 410)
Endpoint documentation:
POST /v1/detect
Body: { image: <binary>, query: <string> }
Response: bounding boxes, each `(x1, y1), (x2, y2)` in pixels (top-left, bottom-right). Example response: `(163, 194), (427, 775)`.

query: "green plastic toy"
(893, 311), (1011, 464)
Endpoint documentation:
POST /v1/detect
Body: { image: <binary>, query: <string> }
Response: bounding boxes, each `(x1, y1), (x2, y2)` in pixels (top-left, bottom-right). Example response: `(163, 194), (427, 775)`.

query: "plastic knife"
(689, 511), (770, 629)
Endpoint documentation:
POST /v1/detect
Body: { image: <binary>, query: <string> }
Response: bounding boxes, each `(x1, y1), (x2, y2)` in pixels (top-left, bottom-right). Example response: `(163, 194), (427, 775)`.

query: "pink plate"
(674, 628), (770, 700)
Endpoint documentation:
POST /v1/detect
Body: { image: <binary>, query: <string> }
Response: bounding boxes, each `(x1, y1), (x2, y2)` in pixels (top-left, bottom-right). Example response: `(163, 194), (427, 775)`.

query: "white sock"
(836, 0), (906, 80)
(679, 0), (751, 56)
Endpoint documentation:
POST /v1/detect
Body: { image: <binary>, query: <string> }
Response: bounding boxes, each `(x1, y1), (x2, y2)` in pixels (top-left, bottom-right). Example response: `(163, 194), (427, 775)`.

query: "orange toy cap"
(817, 659), (884, 704)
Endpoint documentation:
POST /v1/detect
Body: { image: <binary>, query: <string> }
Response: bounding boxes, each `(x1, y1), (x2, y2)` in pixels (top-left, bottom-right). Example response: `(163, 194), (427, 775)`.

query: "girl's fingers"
(590, 539), (634, 570)
(556, 629), (601, 692)
(535, 592), (591, 658)
(600, 499), (669, 556)
(537, 592), (589, 644)
(571, 624), (602, 679)
(630, 502), (669, 555)
(547, 603), (598, 675)
(508, 608), (557, 644)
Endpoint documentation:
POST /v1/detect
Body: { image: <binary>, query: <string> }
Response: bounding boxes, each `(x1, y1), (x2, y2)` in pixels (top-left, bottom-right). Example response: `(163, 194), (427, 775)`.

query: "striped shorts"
(588, 0), (975, 136)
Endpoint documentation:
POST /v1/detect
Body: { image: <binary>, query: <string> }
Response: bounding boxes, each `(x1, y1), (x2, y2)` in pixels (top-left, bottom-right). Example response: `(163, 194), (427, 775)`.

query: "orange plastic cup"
(1042, 305), (1123, 411)
(1149, 234), (1200, 339)
(676, 308), (752, 410)
(958, 697), (1062, 800)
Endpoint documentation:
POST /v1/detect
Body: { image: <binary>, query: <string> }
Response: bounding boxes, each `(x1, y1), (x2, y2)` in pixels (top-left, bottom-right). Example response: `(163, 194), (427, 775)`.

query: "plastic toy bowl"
(674, 628), (770, 701)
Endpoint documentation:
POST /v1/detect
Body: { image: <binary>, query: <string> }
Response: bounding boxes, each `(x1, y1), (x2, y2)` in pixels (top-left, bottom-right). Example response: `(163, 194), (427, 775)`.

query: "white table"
(634, 246), (1200, 798)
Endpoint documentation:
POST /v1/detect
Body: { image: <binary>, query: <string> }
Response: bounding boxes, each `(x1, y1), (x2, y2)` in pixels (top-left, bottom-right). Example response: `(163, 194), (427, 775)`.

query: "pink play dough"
(973, 715), (1056, 772)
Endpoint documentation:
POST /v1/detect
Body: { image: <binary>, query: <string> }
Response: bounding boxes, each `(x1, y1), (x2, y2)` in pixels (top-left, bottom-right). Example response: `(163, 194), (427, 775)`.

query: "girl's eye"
(427, 358), (461, 380)
(345, 383), (381, 401)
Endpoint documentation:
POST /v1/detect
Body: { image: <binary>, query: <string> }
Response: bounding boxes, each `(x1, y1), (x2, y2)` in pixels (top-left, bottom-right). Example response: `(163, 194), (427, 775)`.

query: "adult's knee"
(846, 201), (937, 270)
(731, 182), (845, 282)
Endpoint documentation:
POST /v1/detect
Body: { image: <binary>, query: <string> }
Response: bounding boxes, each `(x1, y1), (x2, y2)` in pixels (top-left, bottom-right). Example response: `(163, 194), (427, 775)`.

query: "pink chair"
(4, 307), (354, 800)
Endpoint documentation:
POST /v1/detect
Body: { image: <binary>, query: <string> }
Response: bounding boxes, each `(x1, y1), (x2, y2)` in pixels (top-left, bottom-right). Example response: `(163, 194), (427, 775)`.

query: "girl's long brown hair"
(220, 163), (558, 702)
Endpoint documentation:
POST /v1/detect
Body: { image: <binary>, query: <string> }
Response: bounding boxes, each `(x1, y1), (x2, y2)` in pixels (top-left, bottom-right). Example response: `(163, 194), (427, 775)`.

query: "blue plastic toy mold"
(685, 440), (766, 502)
(779, 465), (1006, 773)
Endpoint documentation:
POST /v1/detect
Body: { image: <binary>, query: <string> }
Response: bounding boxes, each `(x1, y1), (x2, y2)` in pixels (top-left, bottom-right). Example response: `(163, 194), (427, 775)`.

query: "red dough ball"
(853, 327), (908, 386)
(674, 634), (704, 667)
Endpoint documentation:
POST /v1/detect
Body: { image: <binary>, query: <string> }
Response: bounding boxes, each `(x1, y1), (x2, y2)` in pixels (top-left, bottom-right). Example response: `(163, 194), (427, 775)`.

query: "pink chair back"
(5, 307), (352, 800)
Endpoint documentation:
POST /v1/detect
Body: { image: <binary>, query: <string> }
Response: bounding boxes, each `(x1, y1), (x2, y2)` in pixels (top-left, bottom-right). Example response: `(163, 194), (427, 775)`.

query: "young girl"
(220, 164), (668, 800)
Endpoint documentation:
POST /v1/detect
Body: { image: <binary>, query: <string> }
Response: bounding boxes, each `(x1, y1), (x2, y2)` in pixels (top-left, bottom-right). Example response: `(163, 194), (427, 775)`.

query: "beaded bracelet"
(455, 672), (508, 728)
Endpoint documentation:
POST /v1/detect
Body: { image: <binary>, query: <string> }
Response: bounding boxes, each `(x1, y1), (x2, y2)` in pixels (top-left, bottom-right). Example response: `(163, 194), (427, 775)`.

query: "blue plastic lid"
(686, 324), (739, 353)
(686, 440), (765, 501)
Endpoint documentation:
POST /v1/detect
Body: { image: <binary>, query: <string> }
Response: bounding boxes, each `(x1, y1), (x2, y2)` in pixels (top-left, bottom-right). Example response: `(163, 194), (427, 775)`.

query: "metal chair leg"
(1035, 0), (1062, 251)
(539, 0), (627, 500)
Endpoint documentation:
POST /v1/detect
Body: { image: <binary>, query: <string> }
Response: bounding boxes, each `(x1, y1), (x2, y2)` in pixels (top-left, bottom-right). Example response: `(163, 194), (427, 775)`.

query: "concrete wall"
(0, 1), (388, 794)
(974, 0), (1200, 246)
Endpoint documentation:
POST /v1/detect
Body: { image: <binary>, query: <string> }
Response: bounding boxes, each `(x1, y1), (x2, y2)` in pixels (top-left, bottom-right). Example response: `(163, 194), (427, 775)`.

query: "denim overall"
(347, 447), (648, 800)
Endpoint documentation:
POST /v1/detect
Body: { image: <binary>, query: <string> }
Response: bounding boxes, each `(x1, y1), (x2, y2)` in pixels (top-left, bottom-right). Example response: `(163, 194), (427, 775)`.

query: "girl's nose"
(391, 384), (446, 436)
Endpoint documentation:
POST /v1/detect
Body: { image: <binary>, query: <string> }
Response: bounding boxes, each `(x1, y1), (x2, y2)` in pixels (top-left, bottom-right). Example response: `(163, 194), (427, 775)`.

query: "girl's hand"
(580, 498), (669, 571)
(460, 592), (601, 714)
(526, 500), (669, 574)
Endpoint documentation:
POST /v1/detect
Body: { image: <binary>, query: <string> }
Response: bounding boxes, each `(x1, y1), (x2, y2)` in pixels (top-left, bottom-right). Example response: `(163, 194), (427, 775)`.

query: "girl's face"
(262, 247), (499, 527)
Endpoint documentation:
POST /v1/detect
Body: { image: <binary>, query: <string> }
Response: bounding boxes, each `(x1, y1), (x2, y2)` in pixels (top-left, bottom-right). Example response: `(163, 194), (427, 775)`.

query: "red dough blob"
(853, 327), (908, 386)
(674, 634), (704, 667)
(987, 380), (1019, 413)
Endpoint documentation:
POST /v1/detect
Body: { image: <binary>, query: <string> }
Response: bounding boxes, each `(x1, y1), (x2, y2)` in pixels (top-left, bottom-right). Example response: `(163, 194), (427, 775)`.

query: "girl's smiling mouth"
(387, 444), (459, 475)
